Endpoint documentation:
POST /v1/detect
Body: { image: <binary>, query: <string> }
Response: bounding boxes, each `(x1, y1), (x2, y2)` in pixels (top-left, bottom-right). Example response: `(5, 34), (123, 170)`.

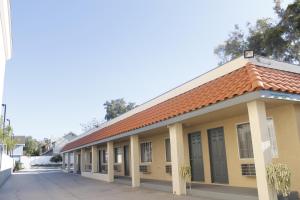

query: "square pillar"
(92, 145), (98, 173)
(67, 153), (71, 172)
(169, 123), (186, 195)
(80, 148), (85, 172)
(247, 100), (277, 200)
(130, 135), (140, 187)
(107, 141), (114, 182)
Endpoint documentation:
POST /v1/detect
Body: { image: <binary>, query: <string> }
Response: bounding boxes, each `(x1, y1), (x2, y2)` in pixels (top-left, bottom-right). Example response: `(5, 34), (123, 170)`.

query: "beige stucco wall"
(139, 133), (173, 181)
(78, 103), (300, 193)
(270, 104), (300, 193)
(133, 104), (300, 193)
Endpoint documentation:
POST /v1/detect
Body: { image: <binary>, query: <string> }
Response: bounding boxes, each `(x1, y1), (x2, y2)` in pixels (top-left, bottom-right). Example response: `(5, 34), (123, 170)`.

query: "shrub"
(14, 161), (22, 171)
(180, 166), (192, 191)
(50, 154), (62, 163)
(266, 163), (291, 197)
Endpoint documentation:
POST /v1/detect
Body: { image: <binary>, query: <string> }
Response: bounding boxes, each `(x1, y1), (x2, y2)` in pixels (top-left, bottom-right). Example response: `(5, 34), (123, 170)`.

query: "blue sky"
(3, 0), (293, 140)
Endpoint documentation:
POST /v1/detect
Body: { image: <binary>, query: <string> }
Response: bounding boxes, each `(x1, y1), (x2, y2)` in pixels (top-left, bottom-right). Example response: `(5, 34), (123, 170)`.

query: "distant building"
(11, 136), (25, 161)
(41, 132), (77, 156)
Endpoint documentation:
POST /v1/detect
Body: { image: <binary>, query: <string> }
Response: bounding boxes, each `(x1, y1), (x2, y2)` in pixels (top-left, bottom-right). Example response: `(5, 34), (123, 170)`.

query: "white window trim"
(267, 117), (279, 158)
(140, 141), (153, 165)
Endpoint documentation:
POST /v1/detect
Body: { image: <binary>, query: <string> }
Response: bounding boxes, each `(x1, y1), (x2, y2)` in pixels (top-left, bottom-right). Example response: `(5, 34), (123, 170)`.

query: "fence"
(0, 152), (14, 187)
(20, 156), (62, 169)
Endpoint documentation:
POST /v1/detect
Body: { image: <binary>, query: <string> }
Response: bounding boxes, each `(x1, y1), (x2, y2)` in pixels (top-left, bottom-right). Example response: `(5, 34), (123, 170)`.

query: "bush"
(266, 163), (291, 197)
(50, 154), (62, 163)
(14, 161), (22, 171)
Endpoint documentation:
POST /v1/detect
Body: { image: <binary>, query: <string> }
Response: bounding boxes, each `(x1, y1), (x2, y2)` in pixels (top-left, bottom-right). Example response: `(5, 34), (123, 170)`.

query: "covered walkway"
(0, 168), (255, 200)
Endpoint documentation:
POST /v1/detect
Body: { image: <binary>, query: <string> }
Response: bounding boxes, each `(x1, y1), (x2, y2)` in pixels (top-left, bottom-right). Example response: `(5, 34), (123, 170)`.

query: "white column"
(80, 148), (85, 172)
(130, 135), (140, 187)
(107, 141), (114, 182)
(92, 145), (98, 173)
(67, 153), (71, 172)
(169, 123), (186, 195)
(247, 100), (277, 200)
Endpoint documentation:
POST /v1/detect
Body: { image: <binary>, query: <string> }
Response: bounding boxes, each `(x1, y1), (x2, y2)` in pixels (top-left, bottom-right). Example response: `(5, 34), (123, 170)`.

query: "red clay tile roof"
(62, 64), (300, 152)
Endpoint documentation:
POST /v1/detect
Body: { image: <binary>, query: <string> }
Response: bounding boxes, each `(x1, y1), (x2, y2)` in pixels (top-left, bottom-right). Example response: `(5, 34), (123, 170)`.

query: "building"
(0, 0), (12, 164)
(0, 0), (12, 106)
(41, 132), (77, 156)
(61, 56), (300, 200)
(11, 136), (25, 161)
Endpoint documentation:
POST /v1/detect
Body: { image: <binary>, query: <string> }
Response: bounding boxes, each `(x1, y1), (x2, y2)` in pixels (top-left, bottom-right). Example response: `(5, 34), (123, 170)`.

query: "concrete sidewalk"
(0, 169), (220, 200)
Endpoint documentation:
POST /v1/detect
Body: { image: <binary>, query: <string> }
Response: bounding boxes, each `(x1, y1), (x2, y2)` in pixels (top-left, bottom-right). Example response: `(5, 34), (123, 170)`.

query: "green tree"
(50, 154), (62, 163)
(104, 98), (137, 121)
(214, 0), (300, 65)
(24, 136), (40, 156)
(3, 125), (17, 155)
(0, 119), (17, 155)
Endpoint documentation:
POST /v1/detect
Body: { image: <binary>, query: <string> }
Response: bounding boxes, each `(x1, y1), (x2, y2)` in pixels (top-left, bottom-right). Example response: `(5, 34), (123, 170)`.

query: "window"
(237, 123), (254, 159)
(237, 118), (278, 159)
(114, 147), (122, 164)
(165, 138), (171, 162)
(267, 118), (278, 158)
(89, 151), (92, 164)
(101, 149), (107, 164)
(140, 142), (152, 163)
(102, 150), (106, 163)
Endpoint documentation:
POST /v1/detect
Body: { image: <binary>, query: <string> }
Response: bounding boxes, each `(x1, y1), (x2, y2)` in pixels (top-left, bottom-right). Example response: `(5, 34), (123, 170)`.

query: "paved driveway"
(0, 169), (215, 200)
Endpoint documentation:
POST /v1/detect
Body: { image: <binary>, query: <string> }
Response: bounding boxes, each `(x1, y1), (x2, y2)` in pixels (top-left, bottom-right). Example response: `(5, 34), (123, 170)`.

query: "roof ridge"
(245, 63), (265, 90)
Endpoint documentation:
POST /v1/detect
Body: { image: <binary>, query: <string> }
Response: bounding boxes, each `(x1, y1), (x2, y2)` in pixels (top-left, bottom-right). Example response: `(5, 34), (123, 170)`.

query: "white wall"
(0, 153), (13, 171)
(20, 156), (62, 169)
(0, 0), (12, 106)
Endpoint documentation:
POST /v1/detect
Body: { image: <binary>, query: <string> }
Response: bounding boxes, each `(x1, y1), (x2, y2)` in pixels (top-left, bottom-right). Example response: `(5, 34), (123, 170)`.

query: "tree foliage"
(80, 118), (101, 132)
(0, 119), (17, 155)
(50, 154), (62, 163)
(104, 98), (137, 121)
(214, 0), (300, 65)
(24, 136), (40, 156)
(3, 126), (17, 155)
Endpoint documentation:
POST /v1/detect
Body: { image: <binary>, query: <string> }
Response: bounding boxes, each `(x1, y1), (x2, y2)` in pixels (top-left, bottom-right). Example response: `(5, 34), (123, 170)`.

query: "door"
(78, 154), (81, 173)
(124, 145), (130, 176)
(188, 132), (205, 181)
(208, 127), (229, 184)
(98, 150), (102, 173)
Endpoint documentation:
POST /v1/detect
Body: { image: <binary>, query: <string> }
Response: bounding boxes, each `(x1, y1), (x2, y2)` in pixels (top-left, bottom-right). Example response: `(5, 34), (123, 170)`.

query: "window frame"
(140, 141), (153, 164)
(114, 146), (122, 164)
(164, 137), (171, 163)
(99, 148), (107, 165)
(236, 122), (254, 160)
(236, 117), (279, 160)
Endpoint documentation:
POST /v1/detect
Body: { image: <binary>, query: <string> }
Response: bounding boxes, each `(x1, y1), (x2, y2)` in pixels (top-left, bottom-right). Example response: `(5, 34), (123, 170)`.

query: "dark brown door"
(208, 127), (229, 184)
(124, 145), (130, 176)
(188, 132), (205, 181)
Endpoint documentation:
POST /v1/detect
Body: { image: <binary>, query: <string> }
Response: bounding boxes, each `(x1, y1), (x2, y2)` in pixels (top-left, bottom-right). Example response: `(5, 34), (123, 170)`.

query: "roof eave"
(62, 90), (300, 153)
